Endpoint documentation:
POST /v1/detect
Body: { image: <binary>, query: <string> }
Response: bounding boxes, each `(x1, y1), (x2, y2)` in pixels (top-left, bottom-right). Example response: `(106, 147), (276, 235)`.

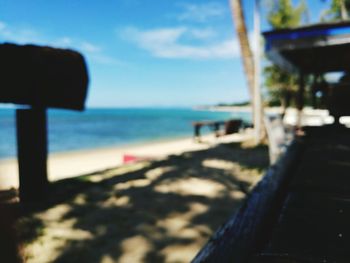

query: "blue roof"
(265, 23), (350, 41)
(263, 22), (350, 73)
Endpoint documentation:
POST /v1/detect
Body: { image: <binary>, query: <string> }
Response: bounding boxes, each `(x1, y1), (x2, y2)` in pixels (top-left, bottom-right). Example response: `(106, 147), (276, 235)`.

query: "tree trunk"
(340, 0), (349, 20)
(229, 0), (266, 143)
(229, 0), (255, 102)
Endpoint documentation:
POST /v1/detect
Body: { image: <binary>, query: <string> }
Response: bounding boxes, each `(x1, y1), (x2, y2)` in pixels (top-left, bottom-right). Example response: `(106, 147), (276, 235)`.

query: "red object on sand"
(123, 154), (138, 164)
(123, 154), (153, 164)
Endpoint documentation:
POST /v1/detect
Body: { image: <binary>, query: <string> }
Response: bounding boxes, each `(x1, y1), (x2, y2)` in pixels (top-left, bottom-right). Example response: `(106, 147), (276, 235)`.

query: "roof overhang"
(263, 22), (350, 74)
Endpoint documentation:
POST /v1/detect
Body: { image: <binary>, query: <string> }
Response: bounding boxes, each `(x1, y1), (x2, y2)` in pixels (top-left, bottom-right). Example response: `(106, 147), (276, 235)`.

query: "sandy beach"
(0, 107), (338, 190)
(1, 108), (336, 263)
(0, 131), (252, 190)
(13, 130), (269, 263)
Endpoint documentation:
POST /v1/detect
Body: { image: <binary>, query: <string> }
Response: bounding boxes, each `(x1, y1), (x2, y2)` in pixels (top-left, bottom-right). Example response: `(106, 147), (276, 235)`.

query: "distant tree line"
(216, 101), (250, 107)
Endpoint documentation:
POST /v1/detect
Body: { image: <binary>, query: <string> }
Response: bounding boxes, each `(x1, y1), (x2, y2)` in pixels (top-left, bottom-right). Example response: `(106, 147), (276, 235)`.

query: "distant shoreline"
(0, 107), (237, 160)
(195, 105), (252, 112)
(196, 105), (284, 114)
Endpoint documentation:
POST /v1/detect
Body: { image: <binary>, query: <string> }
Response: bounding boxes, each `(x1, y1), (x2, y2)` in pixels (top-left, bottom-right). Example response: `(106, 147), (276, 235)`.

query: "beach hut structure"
(193, 21), (350, 262)
(0, 43), (89, 203)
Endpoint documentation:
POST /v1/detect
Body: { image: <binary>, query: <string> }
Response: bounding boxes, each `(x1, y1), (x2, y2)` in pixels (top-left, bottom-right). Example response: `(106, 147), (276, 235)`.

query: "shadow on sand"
(13, 141), (268, 263)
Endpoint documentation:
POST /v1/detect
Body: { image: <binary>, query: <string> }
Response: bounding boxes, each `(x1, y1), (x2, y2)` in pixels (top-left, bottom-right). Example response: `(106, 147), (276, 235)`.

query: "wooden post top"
(0, 43), (89, 111)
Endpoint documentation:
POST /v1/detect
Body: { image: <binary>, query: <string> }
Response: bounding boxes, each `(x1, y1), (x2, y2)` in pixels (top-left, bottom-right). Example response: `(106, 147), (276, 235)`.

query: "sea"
(0, 107), (251, 159)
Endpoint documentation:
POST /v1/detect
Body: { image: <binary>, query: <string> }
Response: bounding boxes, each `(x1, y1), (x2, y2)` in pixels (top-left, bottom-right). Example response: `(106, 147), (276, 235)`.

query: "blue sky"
(0, 0), (330, 108)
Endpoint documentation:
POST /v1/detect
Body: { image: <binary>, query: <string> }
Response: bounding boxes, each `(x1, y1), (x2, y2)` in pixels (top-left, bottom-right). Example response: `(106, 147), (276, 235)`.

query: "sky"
(0, 0), (331, 108)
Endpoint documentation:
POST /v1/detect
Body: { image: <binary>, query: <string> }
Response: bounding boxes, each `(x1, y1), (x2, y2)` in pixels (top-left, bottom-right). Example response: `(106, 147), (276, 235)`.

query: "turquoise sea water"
(0, 108), (251, 159)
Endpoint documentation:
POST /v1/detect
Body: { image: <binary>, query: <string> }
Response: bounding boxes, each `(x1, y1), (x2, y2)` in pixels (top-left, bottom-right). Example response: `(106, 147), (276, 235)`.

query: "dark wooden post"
(0, 43), (88, 203)
(297, 72), (306, 127)
(16, 108), (48, 203)
(297, 72), (305, 110)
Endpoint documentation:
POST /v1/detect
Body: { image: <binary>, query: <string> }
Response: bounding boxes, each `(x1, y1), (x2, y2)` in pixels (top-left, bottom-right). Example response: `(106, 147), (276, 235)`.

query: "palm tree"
(229, 0), (265, 143)
(321, 0), (350, 21)
(229, 0), (255, 102)
(340, 0), (349, 19)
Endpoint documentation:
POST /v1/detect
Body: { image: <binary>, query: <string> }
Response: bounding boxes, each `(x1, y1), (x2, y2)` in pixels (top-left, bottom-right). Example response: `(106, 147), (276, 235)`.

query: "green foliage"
(321, 0), (350, 21)
(264, 65), (299, 106)
(267, 0), (307, 29)
(264, 0), (307, 106)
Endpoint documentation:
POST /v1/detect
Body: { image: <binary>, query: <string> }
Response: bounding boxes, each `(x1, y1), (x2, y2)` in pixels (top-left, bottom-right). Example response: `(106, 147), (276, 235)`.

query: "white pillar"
(254, 0), (262, 143)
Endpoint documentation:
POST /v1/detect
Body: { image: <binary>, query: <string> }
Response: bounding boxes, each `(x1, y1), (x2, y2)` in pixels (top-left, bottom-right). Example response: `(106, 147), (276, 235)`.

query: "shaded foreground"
(13, 141), (268, 263)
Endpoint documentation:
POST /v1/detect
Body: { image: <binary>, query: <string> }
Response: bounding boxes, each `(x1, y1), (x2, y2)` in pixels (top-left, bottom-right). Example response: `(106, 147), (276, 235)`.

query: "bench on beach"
(192, 119), (243, 141)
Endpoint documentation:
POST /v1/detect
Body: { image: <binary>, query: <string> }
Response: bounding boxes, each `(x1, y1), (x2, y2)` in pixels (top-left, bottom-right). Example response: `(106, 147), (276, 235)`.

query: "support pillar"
(297, 72), (305, 128)
(253, 0), (262, 144)
(16, 108), (48, 203)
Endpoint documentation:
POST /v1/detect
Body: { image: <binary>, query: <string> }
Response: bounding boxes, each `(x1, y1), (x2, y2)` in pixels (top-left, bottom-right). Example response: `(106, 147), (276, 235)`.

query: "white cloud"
(120, 26), (239, 60)
(0, 21), (6, 31)
(135, 27), (186, 45)
(190, 28), (216, 39)
(80, 41), (101, 53)
(0, 21), (44, 44)
(55, 37), (73, 46)
(177, 2), (226, 22)
(0, 21), (119, 65)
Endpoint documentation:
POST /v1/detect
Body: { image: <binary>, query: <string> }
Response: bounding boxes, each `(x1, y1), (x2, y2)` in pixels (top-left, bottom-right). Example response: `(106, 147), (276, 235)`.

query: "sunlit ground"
(17, 141), (268, 263)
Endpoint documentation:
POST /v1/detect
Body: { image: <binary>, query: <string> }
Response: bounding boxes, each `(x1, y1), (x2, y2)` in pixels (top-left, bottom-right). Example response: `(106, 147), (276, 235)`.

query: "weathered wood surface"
(192, 140), (302, 263)
(254, 125), (350, 262)
(194, 125), (350, 262)
(16, 108), (49, 203)
(0, 43), (88, 110)
(0, 43), (89, 203)
(0, 202), (21, 263)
